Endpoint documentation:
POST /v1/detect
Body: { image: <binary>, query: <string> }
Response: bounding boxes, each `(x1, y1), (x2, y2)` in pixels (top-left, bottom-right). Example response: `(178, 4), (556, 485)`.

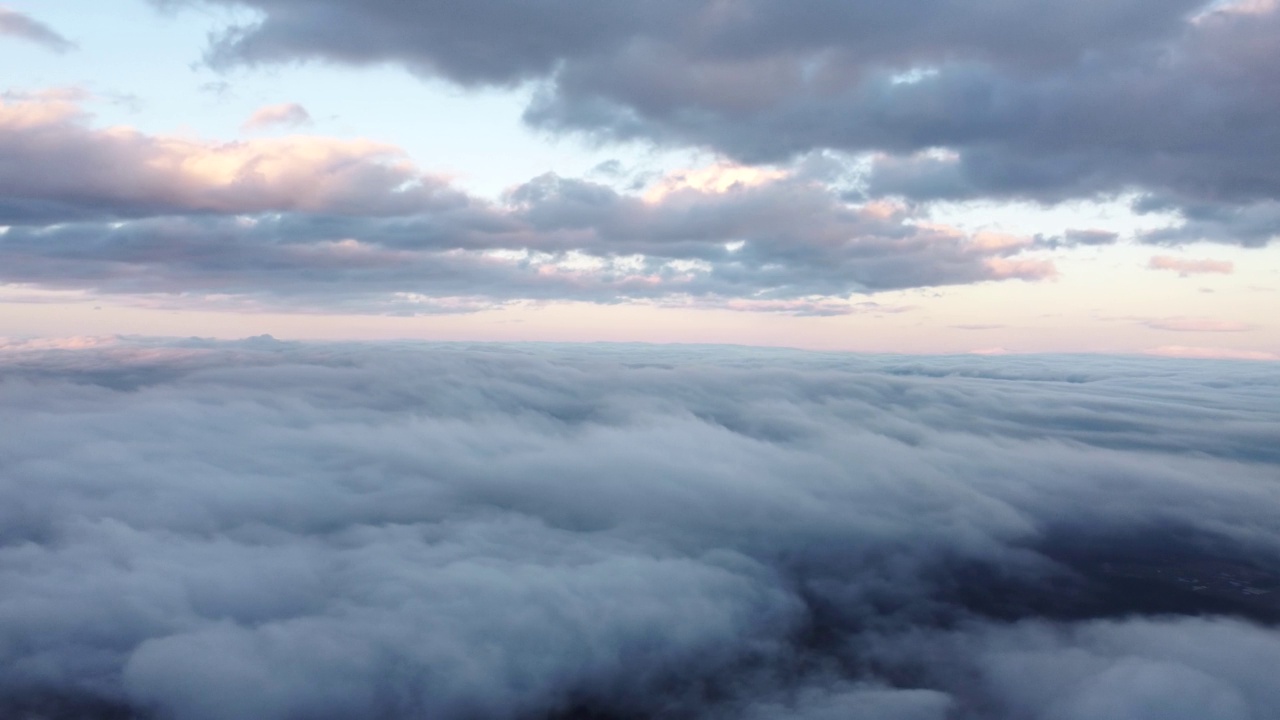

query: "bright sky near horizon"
(1, 0), (1277, 357)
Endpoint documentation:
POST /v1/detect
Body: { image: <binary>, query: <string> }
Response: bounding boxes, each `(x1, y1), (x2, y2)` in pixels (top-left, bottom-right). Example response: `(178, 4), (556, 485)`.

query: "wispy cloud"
(953, 323), (1007, 330)
(0, 7), (75, 52)
(241, 102), (313, 132)
(1148, 255), (1235, 276)
(0, 91), (1059, 313)
(1142, 317), (1254, 332)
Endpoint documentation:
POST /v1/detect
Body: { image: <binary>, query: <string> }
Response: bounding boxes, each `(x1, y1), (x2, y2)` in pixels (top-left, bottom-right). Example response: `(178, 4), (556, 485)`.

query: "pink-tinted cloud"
(707, 298), (915, 317)
(984, 257), (1058, 281)
(0, 335), (117, 352)
(0, 91), (458, 219)
(1148, 255), (1235, 276)
(0, 92), (1063, 313)
(242, 102), (314, 132)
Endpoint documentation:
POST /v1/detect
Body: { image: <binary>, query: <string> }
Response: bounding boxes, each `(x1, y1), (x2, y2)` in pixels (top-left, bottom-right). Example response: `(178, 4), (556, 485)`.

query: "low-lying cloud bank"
(2, 339), (1278, 719)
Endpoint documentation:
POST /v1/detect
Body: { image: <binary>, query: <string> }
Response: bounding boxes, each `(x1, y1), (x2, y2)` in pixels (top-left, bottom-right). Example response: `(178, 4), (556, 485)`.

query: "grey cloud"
(1033, 229), (1121, 251)
(1056, 230), (1119, 247)
(1, 339), (1278, 718)
(0, 168), (1054, 311)
(1138, 199), (1280, 248)
(0, 8), (76, 52)
(161, 1), (1280, 244)
(861, 616), (1280, 720)
(0, 93), (1058, 310)
(1141, 317), (1254, 332)
(734, 683), (953, 720)
(172, 0), (1201, 86)
(537, 7), (1280, 218)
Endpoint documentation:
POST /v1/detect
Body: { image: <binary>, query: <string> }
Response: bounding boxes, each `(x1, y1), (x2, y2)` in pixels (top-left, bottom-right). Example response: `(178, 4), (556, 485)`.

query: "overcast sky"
(1, 0), (1277, 356)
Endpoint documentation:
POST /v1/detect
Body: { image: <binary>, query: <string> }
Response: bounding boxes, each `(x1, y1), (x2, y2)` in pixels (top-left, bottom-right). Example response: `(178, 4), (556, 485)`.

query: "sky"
(4, 6), (1280, 715)
(1, 0), (1278, 355)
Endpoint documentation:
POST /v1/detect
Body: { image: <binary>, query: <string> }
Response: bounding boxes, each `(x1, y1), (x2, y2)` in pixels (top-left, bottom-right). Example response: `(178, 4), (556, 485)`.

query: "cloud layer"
(1, 339), (1278, 719)
(159, 0), (1280, 245)
(0, 93), (1056, 312)
(1149, 255), (1235, 276)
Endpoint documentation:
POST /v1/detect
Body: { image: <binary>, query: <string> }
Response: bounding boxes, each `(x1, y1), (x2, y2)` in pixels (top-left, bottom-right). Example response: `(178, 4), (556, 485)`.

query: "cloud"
(680, 297), (915, 317)
(0, 92), (1059, 311)
(1145, 345), (1280, 360)
(0, 339), (1278, 719)
(0, 7), (75, 52)
(872, 616), (1280, 720)
(1035, 229), (1121, 251)
(0, 91), (460, 222)
(1139, 200), (1280, 248)
(242, 102), (314, 132)
(1142, 317), (1254, 332)
(0, 190), (1052, 310)
(1149, 255), (1236, 276)
(0, 335), (118, 351)
(157, 1), (1280, 245)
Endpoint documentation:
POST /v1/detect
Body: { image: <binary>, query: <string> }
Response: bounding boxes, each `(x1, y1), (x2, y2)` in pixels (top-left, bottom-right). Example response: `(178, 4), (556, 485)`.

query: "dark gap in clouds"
(0, 690), (142, 720)
(1039, 530), (1280, 624)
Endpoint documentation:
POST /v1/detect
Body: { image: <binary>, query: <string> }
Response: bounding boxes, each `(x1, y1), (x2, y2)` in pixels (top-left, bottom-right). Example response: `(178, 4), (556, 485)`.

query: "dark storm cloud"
(0, 7), (76, 52)
(1, 339), (1278, 719)
(160, 0), (1280, 243)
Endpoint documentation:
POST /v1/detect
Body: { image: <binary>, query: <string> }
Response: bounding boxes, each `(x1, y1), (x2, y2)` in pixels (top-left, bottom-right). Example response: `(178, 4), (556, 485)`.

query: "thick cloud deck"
(1, 339), (1278, 719)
